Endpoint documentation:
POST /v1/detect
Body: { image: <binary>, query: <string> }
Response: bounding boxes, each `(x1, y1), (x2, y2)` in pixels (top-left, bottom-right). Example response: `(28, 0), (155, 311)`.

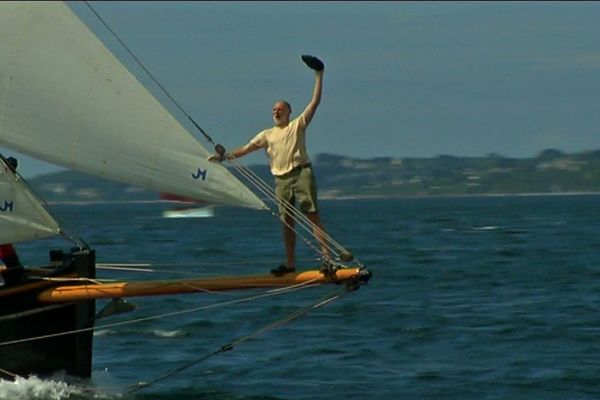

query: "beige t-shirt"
(250, 113), (311, 176)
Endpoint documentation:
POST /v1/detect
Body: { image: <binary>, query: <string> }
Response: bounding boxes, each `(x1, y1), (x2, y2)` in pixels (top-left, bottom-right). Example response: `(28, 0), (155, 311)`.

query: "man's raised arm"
(301, 55), (325, 124)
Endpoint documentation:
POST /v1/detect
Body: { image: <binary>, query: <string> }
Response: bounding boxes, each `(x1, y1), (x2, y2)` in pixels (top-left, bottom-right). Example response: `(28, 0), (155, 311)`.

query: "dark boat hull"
(0, 249), (96, 379)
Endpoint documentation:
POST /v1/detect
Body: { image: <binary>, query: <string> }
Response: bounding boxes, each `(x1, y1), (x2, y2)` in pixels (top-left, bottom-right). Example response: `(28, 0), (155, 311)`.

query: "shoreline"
(320, 191), (600, 201)
(46, 191), (600, 206)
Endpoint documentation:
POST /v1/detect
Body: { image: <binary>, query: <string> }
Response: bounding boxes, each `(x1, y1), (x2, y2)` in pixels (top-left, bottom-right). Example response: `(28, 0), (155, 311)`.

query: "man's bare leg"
(283, 214), (296, 270)
(307, 212), (330, 262)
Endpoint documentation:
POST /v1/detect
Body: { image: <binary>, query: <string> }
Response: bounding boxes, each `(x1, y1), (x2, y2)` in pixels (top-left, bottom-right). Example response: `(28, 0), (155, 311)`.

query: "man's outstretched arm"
(208, 141), (261, 162)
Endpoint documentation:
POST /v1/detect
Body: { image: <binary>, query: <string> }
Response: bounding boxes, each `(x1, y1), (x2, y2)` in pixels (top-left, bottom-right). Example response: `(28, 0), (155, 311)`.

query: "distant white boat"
(159, 192), (214, 218)
(162, 205), (215, 218)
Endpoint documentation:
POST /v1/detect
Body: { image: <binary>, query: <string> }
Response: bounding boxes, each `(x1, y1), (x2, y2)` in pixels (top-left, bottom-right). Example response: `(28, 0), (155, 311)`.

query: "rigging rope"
(0, 280), (320, 348)
(96, 257), (325, 273)
(0, 367), (20, 380)
(83, 1), (216, 146)
(0, 282), (358, 397)
(227, 157), (355, 264)
(123, 285), (351, 396)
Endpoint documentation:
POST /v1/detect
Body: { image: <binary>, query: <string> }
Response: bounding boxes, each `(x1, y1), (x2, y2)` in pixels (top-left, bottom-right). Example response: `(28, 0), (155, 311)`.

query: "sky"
(4, 1), (600, 178)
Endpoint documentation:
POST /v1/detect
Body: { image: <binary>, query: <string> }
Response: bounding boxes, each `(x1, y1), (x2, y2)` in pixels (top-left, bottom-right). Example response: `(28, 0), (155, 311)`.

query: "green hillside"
(27, 149), (600, 202)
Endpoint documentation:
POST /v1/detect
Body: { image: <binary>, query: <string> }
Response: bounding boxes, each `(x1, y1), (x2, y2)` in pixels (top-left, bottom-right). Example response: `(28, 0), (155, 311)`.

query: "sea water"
(1, 195), (599, 400)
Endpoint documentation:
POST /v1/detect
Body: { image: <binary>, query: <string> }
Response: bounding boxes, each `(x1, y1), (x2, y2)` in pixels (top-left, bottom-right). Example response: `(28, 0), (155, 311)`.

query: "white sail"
(0, 2), (265, 210)
(0, 161), (61, 244)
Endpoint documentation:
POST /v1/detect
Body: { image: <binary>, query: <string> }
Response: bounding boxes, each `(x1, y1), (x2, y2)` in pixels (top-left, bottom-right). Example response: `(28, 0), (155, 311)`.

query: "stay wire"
(228, 157), (353, 263)
(83, 1), (215, 145)
(234, 163), (346, 266)
(227, 159), (332, 260)
(0, 282), (322, 394)
(123, 286), (349, 396)
(229, 157), (350, 256)
(0, 279), (319, 348)
(94, 256), (326, 277)
(227, 158), (330, 251)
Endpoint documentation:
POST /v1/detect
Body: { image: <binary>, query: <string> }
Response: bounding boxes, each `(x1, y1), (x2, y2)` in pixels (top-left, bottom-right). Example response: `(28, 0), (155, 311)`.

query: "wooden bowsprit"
(37, 267), (372, 302)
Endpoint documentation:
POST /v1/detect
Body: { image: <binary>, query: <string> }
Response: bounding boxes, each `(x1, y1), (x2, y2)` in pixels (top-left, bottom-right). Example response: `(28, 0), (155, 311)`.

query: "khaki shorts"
(274, 164), (318, 217)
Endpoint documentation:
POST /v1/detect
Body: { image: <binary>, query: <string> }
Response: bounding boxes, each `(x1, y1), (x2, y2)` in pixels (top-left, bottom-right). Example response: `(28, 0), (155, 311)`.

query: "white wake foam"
(0, 376), (84, 400)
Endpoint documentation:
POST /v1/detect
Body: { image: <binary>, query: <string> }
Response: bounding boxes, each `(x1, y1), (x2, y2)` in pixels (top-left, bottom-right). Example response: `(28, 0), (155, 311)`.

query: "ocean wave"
(152, 329), (187, 338)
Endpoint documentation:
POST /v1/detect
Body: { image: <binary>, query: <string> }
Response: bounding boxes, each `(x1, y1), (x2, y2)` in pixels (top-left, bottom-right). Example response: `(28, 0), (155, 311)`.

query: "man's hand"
(208, 153), (232, 163)
(207, 154), (224, 163)
(301, 55), (325, 71)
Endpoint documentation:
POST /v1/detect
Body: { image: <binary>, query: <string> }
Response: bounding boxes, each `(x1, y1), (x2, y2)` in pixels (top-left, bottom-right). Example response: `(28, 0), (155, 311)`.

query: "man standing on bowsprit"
(210, 55), (331, 275)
